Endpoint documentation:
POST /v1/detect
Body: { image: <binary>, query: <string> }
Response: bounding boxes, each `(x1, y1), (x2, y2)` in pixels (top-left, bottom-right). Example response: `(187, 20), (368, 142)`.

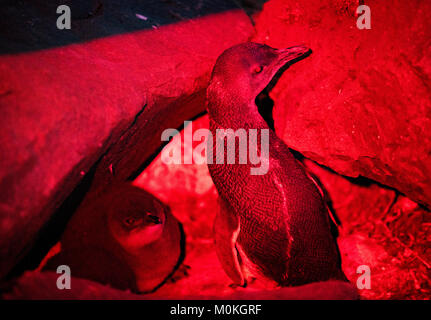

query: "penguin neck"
(207, 95), (269, 131)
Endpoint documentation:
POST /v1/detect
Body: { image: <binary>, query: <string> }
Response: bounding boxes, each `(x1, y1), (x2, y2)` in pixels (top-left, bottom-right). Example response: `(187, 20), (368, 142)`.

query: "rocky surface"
(252, 0), (431, 208)
(2, 271), (142, 300)
(3, 271), (357, 300)
(303, 160), (431, 299)
(0, 0), (252, 279)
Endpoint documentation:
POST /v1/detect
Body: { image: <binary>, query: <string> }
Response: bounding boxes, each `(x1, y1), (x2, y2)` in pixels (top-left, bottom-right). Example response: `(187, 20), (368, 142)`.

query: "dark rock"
(253, 0), (431, 208)
(0, 1), (253, 278)
(303, 159), (431, 299)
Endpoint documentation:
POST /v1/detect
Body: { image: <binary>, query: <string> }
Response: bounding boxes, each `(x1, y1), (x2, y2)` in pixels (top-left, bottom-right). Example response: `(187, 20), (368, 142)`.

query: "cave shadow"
(0, 0), (246, 55)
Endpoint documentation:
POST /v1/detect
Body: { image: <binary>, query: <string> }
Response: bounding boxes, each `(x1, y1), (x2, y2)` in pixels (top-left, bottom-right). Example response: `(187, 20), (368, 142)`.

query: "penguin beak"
(255, 45), (312, 130)
(275, 45), (311, 68)
(259, 45), (311, 96)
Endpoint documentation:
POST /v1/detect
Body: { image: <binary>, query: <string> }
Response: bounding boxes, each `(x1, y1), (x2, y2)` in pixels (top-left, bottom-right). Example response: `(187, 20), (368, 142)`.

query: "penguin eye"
(254, 66), (263, 74)
(123, 217), (141, 227)
(147, 215), (162, 225)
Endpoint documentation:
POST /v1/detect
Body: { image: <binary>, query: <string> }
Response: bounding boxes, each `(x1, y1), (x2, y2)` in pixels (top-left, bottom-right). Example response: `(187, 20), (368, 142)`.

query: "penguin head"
(107, 186), (167, 253)
(207, 42), (311, 125)
(209, 42), (310, 100)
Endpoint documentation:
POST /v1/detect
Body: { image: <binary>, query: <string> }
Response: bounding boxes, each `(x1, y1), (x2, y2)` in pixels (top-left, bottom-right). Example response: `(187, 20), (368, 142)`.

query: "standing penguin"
(44, 182), (185, 293)
(207, 42), (346, 287)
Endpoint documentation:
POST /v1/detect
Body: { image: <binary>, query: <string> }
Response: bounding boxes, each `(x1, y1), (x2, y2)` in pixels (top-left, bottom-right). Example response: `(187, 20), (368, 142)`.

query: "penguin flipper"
(214, 198), (245, 287)
(302, 165), (340, 234)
